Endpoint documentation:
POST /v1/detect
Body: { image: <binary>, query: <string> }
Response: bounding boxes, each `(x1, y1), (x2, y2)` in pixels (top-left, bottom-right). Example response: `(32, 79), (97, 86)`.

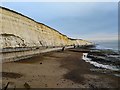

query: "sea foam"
(82, 53), (119, 71)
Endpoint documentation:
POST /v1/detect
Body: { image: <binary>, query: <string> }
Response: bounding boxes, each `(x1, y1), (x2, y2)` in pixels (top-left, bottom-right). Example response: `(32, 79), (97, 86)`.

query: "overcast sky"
(1, 2), (118, 42)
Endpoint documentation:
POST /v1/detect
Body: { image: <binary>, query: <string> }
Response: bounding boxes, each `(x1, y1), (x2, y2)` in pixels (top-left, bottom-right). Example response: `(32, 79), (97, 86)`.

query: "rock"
(45, 84), (48, 87)
(0, 7), (93, 49)
(0, 7), (93, 63)
(24, 82), (30, 90)
(40, 62), (42, 64)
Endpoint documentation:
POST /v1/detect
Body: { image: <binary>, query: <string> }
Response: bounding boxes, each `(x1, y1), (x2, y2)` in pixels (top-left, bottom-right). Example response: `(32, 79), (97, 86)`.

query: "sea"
(82, 40), (120, 77)
(95, 40), (119, 51)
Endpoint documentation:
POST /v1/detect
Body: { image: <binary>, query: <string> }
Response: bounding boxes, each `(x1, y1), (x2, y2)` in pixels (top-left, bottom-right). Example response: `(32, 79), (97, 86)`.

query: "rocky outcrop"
(0, 7), (93, 62)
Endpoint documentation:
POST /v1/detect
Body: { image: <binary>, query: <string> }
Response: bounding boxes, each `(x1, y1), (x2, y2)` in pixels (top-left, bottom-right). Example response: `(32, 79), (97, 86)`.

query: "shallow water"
(82, 53), (119, 71)
(82, 52), (120, 77)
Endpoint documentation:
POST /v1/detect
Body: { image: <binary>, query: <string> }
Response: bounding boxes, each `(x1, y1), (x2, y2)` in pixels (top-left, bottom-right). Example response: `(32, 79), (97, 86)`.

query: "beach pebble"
(24, 82), (30, 89)
(45, 84), (48, 87)
(40, 62), (42, 64)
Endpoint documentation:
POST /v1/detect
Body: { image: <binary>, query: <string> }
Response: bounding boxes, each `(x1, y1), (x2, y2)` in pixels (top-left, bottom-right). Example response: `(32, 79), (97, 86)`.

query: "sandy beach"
(2, 49), (120, 89)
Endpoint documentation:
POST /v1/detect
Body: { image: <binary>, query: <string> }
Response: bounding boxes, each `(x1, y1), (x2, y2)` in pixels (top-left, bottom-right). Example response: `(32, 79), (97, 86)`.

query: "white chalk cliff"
(0, 7), (92, 49)
(0, 7), (93, 62)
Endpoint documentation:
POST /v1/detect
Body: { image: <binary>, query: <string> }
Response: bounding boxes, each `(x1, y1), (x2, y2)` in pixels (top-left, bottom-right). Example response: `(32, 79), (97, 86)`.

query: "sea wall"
(0, 7), (93, 62)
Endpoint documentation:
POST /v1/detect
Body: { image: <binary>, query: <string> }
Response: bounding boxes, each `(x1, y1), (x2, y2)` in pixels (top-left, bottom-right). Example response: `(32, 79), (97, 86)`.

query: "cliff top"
(0, 6), (92, 44)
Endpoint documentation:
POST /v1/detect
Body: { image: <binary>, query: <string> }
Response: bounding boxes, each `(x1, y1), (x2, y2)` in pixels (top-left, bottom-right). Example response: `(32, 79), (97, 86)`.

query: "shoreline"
(2, 48), (120, 89)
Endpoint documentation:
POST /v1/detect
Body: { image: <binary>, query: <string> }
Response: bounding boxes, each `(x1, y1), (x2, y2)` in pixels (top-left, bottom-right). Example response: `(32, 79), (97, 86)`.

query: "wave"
(82, 53), (119, 71)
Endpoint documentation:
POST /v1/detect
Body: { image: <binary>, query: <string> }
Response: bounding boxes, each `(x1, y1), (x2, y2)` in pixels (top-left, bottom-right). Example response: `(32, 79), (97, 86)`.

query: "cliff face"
(0, 7), (92, 49)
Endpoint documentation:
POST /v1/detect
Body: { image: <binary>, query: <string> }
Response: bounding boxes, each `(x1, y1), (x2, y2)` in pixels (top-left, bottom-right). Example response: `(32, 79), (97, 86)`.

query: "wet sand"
(2, 49), (120, 88)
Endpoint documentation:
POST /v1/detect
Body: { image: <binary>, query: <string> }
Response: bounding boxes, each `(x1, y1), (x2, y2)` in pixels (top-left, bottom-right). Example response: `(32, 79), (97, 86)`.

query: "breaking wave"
(82, 53), (119, 71)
